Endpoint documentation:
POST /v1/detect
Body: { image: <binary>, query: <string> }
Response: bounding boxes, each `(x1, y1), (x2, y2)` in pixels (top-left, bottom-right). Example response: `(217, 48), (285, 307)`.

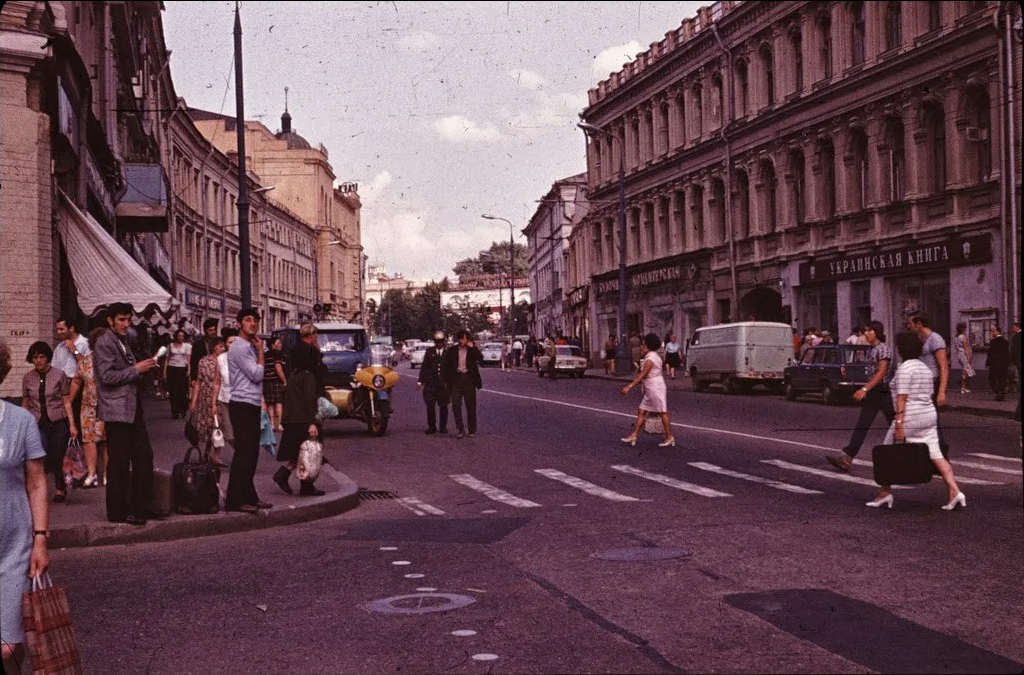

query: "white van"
(686, 321), (795, 394)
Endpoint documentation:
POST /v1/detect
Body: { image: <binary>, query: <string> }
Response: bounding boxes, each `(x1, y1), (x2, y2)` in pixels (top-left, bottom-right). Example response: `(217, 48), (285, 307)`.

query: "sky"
(162, 1), (706, 281)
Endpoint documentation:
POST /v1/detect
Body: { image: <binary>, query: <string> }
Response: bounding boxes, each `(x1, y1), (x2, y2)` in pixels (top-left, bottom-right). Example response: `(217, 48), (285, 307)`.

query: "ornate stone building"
(573, 0), (1021, 365)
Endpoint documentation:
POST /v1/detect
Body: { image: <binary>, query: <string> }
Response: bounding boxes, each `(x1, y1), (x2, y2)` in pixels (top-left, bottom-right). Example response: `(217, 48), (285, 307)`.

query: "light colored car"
(536, 345), (587, 378)
(686, 321), (793, 394)
(409, 342), (431, 369)
(480, 342), (504, 367)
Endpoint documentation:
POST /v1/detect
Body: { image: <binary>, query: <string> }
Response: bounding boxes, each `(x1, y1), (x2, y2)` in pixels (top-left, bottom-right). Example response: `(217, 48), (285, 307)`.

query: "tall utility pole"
(234, 2), (252, 310)
(482, 214), (515, 336)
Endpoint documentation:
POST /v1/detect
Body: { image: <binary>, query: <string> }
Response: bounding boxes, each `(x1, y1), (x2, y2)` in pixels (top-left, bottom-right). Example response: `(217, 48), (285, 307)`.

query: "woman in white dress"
(952, 322), (974, 394)
(867, 331), (965, 510)
(620, 333), (674, 447)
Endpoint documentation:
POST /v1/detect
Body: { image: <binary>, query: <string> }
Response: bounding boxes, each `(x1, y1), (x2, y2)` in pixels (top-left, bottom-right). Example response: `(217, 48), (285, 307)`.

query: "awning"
(57, 191), (178, 318)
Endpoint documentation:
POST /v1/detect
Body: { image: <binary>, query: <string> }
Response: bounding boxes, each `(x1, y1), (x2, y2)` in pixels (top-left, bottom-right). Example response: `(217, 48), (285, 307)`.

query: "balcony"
(116, 163), (168, 232)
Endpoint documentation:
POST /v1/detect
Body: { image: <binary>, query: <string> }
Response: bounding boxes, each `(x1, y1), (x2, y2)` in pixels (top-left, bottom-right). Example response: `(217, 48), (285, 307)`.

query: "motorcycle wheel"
(367, 400), (390, 436)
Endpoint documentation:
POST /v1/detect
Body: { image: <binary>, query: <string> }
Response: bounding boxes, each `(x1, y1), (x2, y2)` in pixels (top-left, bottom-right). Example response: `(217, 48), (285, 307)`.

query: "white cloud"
(592, 41), (641, 83)
(357, 170), (393, 207)
(433, 115), (501, 143)
(397, 29), (441, 51)
(509, 69), (547, 91)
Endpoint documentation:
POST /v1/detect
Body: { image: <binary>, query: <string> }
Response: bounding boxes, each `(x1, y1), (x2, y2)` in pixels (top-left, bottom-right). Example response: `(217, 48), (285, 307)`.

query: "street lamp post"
(578, 122), (630, 377)
(481, 214), (515, 337)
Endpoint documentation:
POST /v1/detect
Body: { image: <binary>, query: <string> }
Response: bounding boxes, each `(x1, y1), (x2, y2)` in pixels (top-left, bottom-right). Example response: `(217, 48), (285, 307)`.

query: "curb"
(49, 470), (361, 549)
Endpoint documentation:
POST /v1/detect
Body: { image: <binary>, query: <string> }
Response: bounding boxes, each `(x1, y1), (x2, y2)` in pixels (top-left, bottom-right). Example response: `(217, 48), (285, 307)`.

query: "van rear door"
(745, 325), (793, 377)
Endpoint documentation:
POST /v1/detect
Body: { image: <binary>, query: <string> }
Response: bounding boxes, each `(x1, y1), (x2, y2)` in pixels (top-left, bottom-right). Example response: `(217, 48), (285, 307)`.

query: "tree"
(453, 241), (528, 279)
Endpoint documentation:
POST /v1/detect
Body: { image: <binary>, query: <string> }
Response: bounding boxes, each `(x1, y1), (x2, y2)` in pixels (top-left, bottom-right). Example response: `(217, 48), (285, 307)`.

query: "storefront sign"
(594, 259), (702, 297)
(799, 234), (992, 284)
(567, 285), (589, 309)
(184, 288), (225, 313)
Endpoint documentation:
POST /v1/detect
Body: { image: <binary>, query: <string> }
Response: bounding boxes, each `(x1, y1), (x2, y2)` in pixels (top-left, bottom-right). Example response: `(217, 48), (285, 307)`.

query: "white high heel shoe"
(620, 436), (637, 446)
(941, 492), (967, 511)
(658, 437), (676, 447)
(866, 494), (894, 509)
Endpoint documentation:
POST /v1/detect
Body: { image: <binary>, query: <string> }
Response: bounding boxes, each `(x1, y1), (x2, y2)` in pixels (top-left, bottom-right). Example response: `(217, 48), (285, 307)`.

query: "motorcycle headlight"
(372, 374), (386, 389)
(355, 362), (364, 371)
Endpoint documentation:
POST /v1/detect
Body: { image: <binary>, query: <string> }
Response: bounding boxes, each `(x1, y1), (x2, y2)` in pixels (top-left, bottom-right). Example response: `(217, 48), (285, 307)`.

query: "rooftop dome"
(276, 91), (311, 149)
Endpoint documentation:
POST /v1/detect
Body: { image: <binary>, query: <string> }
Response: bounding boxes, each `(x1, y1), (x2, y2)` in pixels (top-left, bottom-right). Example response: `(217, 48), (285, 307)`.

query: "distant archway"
(740, 286), (784, 323)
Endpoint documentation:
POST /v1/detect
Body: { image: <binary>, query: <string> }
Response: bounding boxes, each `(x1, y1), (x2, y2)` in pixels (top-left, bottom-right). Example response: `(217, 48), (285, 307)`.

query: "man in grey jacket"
(94, 303), (159, 525)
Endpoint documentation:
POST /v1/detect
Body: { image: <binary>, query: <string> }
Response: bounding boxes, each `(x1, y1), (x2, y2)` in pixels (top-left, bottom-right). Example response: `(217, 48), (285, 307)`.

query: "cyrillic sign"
(799, 234), (992, 284)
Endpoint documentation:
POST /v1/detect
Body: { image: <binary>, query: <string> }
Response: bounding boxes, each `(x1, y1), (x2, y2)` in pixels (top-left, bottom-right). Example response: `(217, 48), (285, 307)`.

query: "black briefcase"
(871, 441), (934, 486)
(172, 446), (220, 514)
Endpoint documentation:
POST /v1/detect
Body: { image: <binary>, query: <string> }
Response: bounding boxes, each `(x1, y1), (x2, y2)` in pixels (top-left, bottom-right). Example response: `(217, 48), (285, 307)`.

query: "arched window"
(818, 15), (833, 79)
(712, 177), (727, 242)
(690, 184), (705, 247)
(692, 83), (704, 138)
(966, 86), (992, 183)
(885, 2), (902, 51)
(761, 44), (775, 106)
(736, 60), (749, 117)
(850, 128), (870, 210)
(818, 138), (837, 218)
(924, 103), (946, 193)
(789, 149), (806, 225)
(735, 170), (751, 239)
(760, 159), (778, 233)
(851, 2), (867, 65)
(712, 74), (724, 129)
(792, 31), (804, 93)
(886, 117), (906, 202)
(927, 1), (942, 31)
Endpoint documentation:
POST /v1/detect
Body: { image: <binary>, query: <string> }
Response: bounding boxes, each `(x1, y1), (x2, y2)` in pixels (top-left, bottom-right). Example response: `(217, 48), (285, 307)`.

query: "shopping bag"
(172, 446), (220, 514)
(871, 441), (934, 485)
(211, 415), (226, 449)
(297, 438), (324, 481)
(183, 410), (200, 447)
(316, 396), (339, 424)
(643, 416), (664, 434)
(21, 573), (84, 675)
(260, 409), (277, 457)
(62, 437), (87, 491)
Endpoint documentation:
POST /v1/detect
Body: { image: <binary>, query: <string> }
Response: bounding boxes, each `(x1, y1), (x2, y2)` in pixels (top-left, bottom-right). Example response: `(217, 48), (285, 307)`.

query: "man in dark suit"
(94, 303), (160, 525)
(416, 331), (450, 435)
(442, 329), (483, 439)
(986, 325), (1010, 401)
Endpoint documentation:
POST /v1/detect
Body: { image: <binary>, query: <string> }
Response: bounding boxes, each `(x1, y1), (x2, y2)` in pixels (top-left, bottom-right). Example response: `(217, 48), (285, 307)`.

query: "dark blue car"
(783, 344), (873, 405)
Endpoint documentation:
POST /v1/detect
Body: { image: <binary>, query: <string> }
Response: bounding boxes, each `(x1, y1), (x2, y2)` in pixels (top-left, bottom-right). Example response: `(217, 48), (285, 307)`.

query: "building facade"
(575, 0), (1021, 366)
(524, 173), (588, 341)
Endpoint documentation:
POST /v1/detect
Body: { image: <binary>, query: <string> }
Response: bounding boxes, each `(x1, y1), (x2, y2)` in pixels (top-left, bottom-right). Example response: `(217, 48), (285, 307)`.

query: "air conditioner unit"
(966, 127), (988, 142)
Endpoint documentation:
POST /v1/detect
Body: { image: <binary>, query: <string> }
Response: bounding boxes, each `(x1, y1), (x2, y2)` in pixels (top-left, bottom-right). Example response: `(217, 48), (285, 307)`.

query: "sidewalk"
(48, 398), (360, 549)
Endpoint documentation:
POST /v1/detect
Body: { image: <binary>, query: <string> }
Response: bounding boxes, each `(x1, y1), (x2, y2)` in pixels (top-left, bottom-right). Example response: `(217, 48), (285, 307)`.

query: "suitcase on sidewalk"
(871, 441), (934, 485)
(150, 469), (173, 517)
(172, 447), (220, 514)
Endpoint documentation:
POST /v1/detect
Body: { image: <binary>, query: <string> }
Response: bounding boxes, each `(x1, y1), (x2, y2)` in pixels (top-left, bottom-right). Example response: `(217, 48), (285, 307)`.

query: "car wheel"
(691, 368), (706, 392)
(724, 376), (742, 395)
(821, 382), (838, 405)
(766, 380), (784, 395)
(784, 383), (798, 401)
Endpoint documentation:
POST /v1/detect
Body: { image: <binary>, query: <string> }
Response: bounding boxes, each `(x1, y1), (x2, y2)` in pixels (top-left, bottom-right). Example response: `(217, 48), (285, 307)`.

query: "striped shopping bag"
(21, 573), (84, 675)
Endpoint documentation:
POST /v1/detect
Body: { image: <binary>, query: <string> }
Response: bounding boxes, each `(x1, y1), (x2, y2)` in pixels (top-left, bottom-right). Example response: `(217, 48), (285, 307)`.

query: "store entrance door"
(891, 273), (951, 340)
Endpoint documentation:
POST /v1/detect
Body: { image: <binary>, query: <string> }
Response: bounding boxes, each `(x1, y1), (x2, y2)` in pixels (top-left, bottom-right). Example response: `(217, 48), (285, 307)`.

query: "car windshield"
(318, 330), (365, 353)
(556, 346), (582, 356)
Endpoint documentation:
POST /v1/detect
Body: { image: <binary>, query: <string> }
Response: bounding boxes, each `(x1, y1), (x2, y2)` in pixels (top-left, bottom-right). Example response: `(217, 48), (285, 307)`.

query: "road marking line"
(480, 388), (835, 451)
(947, 459), (1022, 476)
(395, 496), (446, 516)
(968, 453), (1022, 464)
(611, 464), (732, 497)
(448, 474), (541, 508)
(762, 459), (911, 489)
(535, 468), (641, 501)
(687, 462), (823, 494)
(849, 459), (1003, 485)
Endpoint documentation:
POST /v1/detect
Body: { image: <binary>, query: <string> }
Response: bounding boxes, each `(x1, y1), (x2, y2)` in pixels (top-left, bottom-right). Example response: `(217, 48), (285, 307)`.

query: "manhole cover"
(364, 592), (477, 615)
(591, 547), (692, 562)
(358, 489), (398, 501)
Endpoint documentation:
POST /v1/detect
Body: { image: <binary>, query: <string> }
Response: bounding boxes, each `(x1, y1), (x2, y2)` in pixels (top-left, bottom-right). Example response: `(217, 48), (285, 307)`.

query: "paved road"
(52, 364), (1024, 674)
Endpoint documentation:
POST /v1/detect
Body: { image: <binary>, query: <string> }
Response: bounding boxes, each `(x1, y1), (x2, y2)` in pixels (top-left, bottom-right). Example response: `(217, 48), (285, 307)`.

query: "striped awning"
(57, 191), (178, 318)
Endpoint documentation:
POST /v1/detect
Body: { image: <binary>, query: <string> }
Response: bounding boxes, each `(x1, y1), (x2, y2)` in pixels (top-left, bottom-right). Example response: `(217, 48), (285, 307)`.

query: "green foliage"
(453, 241), (527, 278)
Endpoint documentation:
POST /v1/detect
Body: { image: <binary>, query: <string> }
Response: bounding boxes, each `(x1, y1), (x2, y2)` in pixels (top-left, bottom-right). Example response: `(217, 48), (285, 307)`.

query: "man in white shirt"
(52, 316), (90, 379)
(511, 338), (524, 368)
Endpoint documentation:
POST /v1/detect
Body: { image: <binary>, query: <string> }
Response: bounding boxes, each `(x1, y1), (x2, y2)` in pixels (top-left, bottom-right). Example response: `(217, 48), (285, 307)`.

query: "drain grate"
(358, 489), (398, 501)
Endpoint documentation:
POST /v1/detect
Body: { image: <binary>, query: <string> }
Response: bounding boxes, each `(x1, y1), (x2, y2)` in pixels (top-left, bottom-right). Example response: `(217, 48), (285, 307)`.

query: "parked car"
(782, 344), (873, 404)
(480, 342), (504, 367)
(686, 321), (794, 394)
(536, 345), (588, 378)
(409, 342), (431, 369)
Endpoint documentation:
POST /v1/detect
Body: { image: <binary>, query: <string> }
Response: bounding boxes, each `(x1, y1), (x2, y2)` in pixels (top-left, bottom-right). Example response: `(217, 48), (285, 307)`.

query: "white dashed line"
(687, 462), (823, 494)
(968, 453), (1022, 464)
(611, 464), (733, 498)
(449, 474), (542, 508)
(395, 496), (446, 516)
(535, 468), (640, 502)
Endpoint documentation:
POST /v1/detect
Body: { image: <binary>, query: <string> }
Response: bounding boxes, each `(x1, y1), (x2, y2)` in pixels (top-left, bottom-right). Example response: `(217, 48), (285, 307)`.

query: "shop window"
(890, 272), (950, 341)
(965, 309), (998, 348)
(851, 280), (871, 331)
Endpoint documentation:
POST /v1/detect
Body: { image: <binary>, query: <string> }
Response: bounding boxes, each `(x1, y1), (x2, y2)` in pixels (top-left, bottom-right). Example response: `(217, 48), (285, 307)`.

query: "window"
(593, 141), (602, 181)
(818, 16), (833, 79)
(925, 104), (946, 193)
(736, 60), (749, 116)
(712, 74), (724, 129)
(712, 178), (726, 242)
(851, 129), (869, 210)
(692, 84), (703, 138)
(792, 31), (804, 92)
(790, 150), (806, 225)
(645, 108), (655, 161)
(761, 44), (775, 106)
(735, 170), (751, 239)
(761, 159), (778, 233)
(674, 189), (686, 249)
(852, 2), (866, 65)
(659, 197), (671, 251)
(631, 117), (641, 167)
(691, 184), (705, 247)
(630, 207), (641, 261)
(886, 117), (906, 202)
(818, 139), (837, 217)
(659, 104), (670, 155)
(675, 92), (687, 147)
(927, 1), (942, 31)
(966, 86), (992, 183)
(885, 2), (902, 51)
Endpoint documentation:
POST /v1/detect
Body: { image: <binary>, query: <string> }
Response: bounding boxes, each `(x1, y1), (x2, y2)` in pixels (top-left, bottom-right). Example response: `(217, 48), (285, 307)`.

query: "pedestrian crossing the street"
(395, 454), (1021, 515)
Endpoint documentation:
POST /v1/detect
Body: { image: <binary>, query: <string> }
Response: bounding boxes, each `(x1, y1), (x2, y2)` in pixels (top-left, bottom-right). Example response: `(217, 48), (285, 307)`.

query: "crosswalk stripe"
(687, 462), (823, 494)
(761, 459), (911, 489)
(949, 460), (1022, 476)
(850, 459), (1002, 485)
(968, 453), (1023, 464)
(610, 464), (732, 498)
(536, 469), (641, 502)
(395, 497), (446, 516)
(448, 474), (542, 508)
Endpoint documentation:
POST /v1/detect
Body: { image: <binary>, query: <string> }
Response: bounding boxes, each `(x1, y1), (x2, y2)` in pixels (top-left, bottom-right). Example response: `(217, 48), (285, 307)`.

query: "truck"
(685, 321), (795, 394)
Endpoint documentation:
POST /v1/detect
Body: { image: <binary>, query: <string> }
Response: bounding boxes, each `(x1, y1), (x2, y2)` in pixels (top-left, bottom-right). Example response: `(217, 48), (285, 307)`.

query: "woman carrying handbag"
(189, 338), (226, 466)
(273, 341), (325, 497)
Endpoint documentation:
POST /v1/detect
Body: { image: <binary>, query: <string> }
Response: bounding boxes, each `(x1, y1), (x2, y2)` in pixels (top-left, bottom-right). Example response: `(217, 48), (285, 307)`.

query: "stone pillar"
(866, 114), (887, 208)
(834, 126), (853, 215)
(832, 2), (849, 75)
(943, 82), (967, 189)
(903, 98), (927, 200)
(865, 0), (883, 63)
(666, 89), (680, 150)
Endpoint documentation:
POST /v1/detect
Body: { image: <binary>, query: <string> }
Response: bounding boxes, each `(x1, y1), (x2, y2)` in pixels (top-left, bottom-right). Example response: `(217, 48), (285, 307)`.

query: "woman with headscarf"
(272, 341), (325, 497)
(1, 341), (50, 673)
(21, 341), (77, 502)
